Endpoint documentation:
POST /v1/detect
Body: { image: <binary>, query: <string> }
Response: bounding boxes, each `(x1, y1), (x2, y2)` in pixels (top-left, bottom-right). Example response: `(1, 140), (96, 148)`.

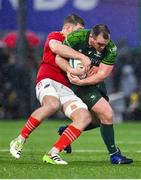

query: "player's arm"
(49, 39), (90, 70)
(68, 63), (114, 85)
(68, 41), (117, 85)
(56, 54), (86, 76)
(78, 63), (114, 85)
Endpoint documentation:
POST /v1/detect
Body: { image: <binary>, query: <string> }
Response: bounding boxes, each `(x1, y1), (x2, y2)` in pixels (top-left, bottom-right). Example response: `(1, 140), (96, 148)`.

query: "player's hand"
(69, 66), (86, 76)
(67, 72), (83, 86)
(87, 66), (99, 77)
(79, 55), (91, 72)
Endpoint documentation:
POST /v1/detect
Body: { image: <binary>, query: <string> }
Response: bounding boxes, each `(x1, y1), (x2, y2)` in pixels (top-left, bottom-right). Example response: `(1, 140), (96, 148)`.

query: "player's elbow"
(49, 41), (62, 54)
(50, 44), (60, 54)
(99, 69), (112, 80)
(97, 71), (108, 82)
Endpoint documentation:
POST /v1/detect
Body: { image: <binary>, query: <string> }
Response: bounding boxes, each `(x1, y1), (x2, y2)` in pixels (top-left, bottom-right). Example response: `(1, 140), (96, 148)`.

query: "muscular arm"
(49, 39), (88, 62)
(49, 39), (91, 70)
(80, 63), (114, 85)
(56, 53), (114, 84)
(56, 55), (86, 76)
(67, 63), (114, 86)
(55, 54), (70, 72)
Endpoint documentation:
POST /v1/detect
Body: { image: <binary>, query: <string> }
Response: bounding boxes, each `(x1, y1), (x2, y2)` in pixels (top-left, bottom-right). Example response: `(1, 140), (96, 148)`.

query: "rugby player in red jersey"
(10, 14), (93, 164)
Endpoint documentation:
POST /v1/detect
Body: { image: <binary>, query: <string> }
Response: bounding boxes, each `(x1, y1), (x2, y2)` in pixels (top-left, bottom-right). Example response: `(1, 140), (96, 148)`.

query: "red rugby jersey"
(36, 31), (70, 87)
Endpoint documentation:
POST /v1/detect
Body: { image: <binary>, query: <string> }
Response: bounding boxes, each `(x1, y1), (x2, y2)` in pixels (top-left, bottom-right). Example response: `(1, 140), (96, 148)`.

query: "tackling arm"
(68, 63), (114, 86)
(81, 63), (114, 85)
(49, 39), (91, 71)
(55, 54), (70, 72)
(49, 40), (90, 66)
(56, 55), (86, 76)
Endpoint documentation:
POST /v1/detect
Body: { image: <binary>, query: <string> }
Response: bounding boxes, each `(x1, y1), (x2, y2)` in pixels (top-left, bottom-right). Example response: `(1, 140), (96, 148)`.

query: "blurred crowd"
(0, 33), (41, 119)
(109, 39), (141, 121)
(0, 33), (141, 121)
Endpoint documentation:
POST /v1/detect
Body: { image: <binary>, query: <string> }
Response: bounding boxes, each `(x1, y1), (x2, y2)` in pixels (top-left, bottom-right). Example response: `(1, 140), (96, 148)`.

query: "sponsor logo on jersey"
(88, 51), (92, 55)
(90, 95), (96, 99)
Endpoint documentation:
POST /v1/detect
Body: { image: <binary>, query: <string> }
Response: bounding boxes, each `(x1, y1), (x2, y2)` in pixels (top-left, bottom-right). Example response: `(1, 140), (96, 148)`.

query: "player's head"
(62, 14), (85, 36)
(89, 24), (110, 52)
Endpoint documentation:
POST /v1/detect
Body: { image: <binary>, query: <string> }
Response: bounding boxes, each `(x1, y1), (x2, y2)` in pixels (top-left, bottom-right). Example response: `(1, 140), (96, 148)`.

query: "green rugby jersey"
(64, 29), (117, 66)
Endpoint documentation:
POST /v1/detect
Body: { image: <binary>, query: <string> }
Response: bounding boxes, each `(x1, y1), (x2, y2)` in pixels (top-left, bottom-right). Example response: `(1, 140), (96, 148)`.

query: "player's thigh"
(75, 87), (102, 110)
(58, 84), (83, 106)
(59, 85), (90, 120)
(92, 97), (113, 124)
(76, 86), (113, 123)
(64, 100), (92, 130)
(35, 78), (60, 108)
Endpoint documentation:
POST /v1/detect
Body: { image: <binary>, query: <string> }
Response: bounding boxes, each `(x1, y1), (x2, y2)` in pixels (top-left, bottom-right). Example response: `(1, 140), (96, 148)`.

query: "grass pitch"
(0, 119), (141, 179)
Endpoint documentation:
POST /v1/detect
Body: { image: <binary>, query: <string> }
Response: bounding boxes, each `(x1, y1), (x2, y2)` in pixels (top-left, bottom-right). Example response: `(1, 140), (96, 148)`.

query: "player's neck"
(60, 29), (68, 38)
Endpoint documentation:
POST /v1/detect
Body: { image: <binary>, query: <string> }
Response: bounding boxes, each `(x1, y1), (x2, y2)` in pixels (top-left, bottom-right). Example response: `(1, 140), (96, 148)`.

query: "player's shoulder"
(45, 31), (64, 43)
(107, 39), (117, 54)
(68, 29), (90, 38)
(48, 31), (62, 38)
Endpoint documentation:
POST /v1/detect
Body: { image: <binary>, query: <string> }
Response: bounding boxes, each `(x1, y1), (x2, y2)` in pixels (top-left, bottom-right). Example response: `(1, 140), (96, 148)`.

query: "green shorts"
(71, 82), (109, 110)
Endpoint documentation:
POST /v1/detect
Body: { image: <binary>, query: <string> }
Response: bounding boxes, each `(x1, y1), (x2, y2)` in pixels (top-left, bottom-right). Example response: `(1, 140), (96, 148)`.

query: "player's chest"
(76, 45), (106, 66)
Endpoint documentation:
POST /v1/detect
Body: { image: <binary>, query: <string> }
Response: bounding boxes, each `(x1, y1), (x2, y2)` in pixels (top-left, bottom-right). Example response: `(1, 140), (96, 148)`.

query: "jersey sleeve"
(64, 29), (89, 48)
(63, 31), (80, 47)
(46, 32), (63, 44)
(102, 40), (117, 65)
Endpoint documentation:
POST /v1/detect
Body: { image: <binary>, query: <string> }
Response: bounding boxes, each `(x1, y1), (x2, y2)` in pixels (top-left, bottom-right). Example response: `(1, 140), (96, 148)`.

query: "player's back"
(42, 31), (65, 65)
(36, 32), (69, 87)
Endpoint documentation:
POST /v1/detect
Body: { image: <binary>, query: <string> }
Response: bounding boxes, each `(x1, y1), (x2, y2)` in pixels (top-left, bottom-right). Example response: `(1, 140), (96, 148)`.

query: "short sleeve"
(102, 40), (117, 65)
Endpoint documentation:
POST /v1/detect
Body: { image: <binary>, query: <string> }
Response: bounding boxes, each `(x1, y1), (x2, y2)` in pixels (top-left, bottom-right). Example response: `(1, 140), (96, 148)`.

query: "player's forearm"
(55, 55), (71, 72)
(81, 71), (106, 85)
(54, 44), (85, 60)
(56, 55), (86, 76)
(81, 65), (114, 85)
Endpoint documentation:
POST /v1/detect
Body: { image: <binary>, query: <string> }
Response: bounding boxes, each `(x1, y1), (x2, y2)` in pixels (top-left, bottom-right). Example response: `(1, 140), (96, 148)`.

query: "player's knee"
(81, 111), (92, 125)
(48, 100), (60, 112)
(70, 109), (92, 131)
(64, 101), (88, 119)
(101, 109), (113, 124)
(72, 109), (92, 126)
(106, 114), (113, 124)
(43, 96), (60, 112)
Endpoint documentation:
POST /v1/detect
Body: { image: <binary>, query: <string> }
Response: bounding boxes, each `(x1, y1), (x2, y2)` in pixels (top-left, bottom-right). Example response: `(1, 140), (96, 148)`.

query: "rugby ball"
(69, 59), (86, 79)
(69, 59), (83, 69)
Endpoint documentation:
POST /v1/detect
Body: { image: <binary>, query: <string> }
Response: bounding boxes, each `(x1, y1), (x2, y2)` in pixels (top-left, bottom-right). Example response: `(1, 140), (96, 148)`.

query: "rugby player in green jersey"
(55, 24), (133, 164)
